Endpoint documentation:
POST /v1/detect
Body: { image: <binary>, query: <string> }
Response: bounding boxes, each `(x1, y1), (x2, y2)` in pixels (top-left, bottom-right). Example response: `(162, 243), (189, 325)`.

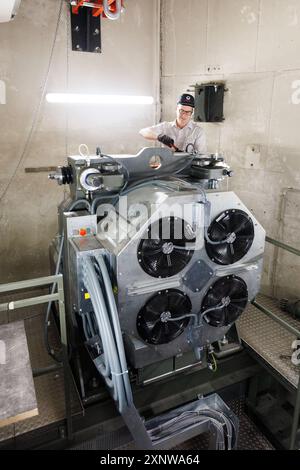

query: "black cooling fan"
(201, 276), (248, 326)
(201, 276), (248, 327)
(138, 217), (196, 278)
(137, 290), (192, 345)
(205, 209), (254, 265)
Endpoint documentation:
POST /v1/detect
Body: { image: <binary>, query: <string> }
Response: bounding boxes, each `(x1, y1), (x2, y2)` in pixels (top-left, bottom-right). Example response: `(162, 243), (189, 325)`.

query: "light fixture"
(46, 93), (154, 105)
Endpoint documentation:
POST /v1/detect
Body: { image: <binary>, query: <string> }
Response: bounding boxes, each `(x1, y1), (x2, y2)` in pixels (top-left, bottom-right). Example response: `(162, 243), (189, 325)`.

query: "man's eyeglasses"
(178, 109), (193, 115)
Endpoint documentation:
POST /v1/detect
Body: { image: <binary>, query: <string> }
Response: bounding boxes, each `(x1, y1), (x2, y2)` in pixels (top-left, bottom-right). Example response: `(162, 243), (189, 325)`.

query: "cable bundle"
(82, 254), (132, 414)
(147, 406), (237, 450)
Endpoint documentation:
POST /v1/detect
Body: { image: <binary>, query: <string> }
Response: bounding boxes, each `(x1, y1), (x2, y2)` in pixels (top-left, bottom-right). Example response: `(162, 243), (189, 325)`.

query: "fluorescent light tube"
(46, 93), (154, 105)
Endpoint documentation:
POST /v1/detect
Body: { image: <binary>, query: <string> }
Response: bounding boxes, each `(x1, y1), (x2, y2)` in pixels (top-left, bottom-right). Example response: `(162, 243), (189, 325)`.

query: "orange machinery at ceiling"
(71, 1), (125, 19)
(70, 0), (125, 52)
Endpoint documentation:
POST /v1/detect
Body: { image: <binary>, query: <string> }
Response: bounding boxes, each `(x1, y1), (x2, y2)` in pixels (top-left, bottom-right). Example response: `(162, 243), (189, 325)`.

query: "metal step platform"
(238, 294), (300, 389)
(0, 313), (82, 445)
(238, 293), (300, 449)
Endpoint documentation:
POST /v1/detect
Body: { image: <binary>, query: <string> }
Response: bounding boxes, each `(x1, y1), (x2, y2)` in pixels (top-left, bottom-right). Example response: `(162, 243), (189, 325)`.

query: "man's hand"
(157, 134), (175, 148)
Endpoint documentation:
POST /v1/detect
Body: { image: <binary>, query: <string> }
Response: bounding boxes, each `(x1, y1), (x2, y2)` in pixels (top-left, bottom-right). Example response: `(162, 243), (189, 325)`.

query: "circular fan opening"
(137, 290), (192, 345)
(138, 217), (196, 278)
(201, 275), (248, 327)
(205, 209), (254, 265)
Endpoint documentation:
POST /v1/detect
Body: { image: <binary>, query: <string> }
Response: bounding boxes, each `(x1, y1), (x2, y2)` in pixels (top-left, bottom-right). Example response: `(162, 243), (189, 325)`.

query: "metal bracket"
(70, 5), (102, 53)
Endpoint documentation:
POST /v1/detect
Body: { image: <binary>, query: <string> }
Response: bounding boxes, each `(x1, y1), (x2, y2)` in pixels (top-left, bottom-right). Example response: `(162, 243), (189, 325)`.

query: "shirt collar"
(172, 119), (194, 129)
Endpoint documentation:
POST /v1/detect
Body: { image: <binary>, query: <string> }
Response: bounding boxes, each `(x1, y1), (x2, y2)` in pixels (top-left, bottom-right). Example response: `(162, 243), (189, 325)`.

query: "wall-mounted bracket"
(70, 5), (102, 53)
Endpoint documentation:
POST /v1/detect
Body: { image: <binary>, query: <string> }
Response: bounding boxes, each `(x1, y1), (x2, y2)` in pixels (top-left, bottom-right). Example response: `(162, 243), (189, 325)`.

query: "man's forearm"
(139, 128), (158, 141)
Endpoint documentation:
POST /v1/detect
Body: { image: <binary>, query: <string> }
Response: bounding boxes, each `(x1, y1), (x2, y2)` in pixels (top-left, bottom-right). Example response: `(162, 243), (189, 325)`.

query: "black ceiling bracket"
(70, 5), (102, 53)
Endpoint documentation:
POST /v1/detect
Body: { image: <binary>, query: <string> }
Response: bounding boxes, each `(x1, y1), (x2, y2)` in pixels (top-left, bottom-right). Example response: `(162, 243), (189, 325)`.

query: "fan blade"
(167, 321), (181, 337)
(145, 319), (159, 331)
(227, 244), (235, 264)
(214, 243), (229, 261)
(215, 216), (229, 232)
(144, 305), (160, 323)
(149, 295), (168, 314)
(230, 297), (248, 303)
(209, 224), (228, 241)
(151, 322), (165, 343)
(230, 303), (246, 312)
(156, 253), (168, 274)
(169, 292), (184, 310)
(233, 217), (250, 234)
(142, 246), (163, 257)
(174, 249), (192, 263)
(172, 300), (189, 317)
(166, 254), (172, 267)
(227, 280), (246, 299)
(235, 235), (251, 240)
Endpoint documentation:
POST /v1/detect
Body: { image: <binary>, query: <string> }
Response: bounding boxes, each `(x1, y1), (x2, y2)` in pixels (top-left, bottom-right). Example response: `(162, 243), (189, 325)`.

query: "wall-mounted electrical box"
(194, 83), (225, 123)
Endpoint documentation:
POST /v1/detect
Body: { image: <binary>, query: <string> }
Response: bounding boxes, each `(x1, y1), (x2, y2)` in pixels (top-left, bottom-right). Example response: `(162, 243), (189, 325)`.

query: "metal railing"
(252, 236), (300, 450)
(0, 274), (72, 440)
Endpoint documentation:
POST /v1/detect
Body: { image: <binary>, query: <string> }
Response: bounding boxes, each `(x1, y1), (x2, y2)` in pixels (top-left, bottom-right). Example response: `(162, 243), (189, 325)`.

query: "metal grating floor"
(0, 313), (82, 444)
(173, 398), (274, 451)
(238, 294), (300, 389)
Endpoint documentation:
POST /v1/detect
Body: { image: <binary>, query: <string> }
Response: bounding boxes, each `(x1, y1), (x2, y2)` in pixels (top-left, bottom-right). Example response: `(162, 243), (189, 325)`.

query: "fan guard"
(201, 275), (248, 327)
(137, 290), (192, 345)
(205, 209), (254, 265)
(138, 217), (195, 278)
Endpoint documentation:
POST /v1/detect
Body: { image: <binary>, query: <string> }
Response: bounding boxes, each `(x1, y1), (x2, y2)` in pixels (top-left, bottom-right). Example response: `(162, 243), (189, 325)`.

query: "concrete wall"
(161, 0), (300, 298)
(0, 0), (159, 282)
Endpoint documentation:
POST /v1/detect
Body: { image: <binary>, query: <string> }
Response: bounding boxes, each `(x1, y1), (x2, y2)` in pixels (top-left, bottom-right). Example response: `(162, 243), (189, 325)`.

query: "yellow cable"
(209, 352), (218, 372)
